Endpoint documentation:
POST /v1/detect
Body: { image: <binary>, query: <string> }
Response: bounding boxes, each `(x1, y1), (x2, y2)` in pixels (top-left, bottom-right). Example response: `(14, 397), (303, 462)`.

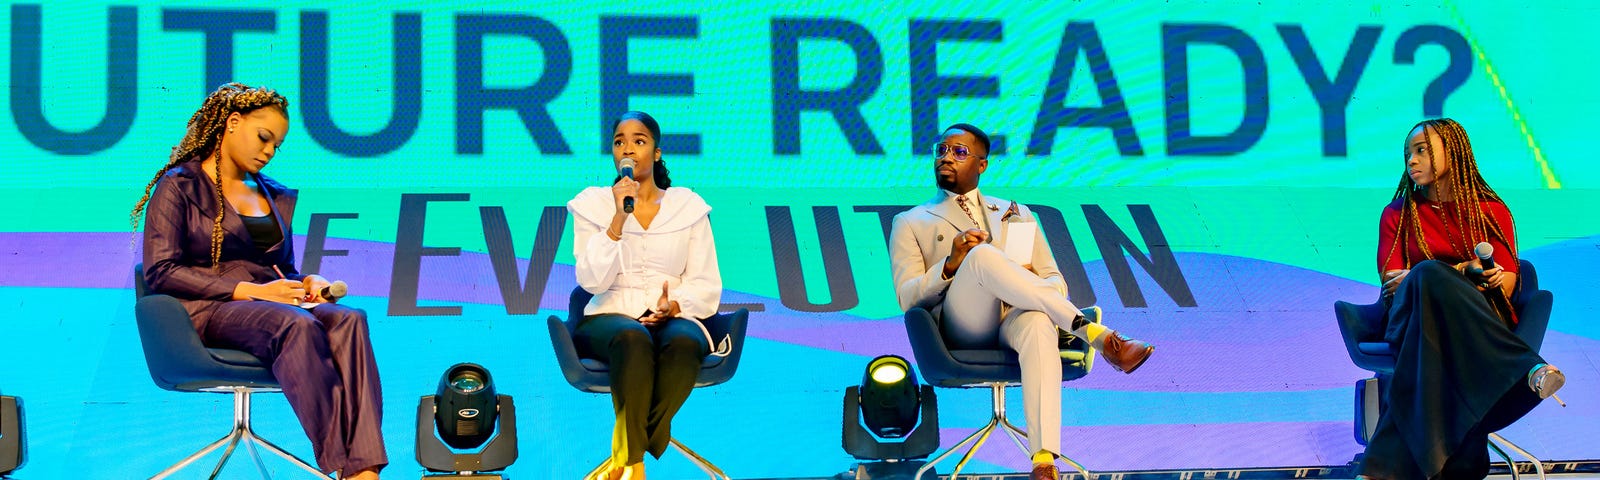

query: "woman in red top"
(1358, 118), (1564, 480)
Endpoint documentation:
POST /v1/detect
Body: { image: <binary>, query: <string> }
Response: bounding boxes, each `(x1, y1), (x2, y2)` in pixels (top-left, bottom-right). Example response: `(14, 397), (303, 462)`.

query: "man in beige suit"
(888, 123), (1154, 480)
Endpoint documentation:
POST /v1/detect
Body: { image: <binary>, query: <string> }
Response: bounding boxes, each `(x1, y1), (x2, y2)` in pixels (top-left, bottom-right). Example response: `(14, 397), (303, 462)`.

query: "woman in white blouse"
(567, 111), (723, 480)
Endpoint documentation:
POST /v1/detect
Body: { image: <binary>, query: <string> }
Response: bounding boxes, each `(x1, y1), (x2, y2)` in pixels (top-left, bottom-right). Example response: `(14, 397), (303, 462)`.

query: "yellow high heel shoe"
(585, 459), (625, 480)
(621, 462), (646, 480)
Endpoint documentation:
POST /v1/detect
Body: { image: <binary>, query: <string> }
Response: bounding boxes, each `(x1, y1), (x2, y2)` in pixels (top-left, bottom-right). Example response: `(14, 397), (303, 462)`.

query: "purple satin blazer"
(141, 159), (302, 327)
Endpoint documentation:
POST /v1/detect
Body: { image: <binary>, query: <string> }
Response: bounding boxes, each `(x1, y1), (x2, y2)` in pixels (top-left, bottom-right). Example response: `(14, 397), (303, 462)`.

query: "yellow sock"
(1033, 450), (1055, 464)
(1070, 306), (1109, 347)
(1078, 321), (1108, 346)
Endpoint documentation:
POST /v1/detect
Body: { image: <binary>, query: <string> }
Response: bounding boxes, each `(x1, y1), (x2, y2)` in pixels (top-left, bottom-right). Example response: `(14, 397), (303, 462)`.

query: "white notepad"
(247, 296), (321, 309)
(1004, 222), (1036, 265)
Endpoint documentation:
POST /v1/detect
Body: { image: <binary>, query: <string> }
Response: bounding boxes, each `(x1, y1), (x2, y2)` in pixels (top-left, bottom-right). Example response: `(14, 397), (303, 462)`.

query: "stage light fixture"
(860, 355), (921, 438)
(416, 363), (517, 479)
(839, 355), (939, 480)
(437, 364), (497, 449)
(0, 391), (23, 475)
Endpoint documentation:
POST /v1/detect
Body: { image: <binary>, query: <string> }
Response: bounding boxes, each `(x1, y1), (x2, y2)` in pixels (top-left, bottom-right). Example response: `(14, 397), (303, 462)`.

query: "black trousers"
(1359, 260), (1544, 480)
(575, 314), (709, 464)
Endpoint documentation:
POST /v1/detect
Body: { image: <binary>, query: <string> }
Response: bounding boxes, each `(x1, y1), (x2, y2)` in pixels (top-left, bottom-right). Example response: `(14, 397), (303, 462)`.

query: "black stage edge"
(750, 460), (1600, 480)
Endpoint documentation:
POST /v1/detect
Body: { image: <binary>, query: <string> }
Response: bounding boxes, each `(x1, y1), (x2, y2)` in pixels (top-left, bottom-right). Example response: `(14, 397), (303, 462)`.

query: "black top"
(141, 159), (303, 302)
(239, 213), (282, 252)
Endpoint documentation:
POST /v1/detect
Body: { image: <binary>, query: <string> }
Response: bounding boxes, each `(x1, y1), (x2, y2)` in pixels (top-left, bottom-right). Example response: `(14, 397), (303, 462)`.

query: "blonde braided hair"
(1381, 118), (1516, 272)
(130, 83), (289, 269)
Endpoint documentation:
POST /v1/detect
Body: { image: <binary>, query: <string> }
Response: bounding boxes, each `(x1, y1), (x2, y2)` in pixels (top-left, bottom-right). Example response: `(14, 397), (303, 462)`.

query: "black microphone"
(320, 280), (348, 302)
(1472, 240), (1517, 327)
(620, 158), (637, 214)
(1474, 242), (1496, 270)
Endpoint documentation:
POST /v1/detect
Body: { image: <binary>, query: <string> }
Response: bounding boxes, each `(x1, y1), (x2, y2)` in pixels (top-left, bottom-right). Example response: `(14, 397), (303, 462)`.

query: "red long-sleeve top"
(1377, 197), (1518, 275)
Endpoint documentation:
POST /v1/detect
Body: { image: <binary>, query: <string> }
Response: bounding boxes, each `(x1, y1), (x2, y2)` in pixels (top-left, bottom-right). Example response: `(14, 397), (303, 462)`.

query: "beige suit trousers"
(941, 243), (1085, 454)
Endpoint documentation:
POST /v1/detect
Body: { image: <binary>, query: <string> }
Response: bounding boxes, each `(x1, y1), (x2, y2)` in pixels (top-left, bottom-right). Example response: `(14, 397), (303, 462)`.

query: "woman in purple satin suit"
(130, 83), (385, 479)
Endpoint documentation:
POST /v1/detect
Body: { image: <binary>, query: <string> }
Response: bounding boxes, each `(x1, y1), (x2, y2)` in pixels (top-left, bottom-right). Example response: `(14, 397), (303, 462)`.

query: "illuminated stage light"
(839, 355), (939, 480)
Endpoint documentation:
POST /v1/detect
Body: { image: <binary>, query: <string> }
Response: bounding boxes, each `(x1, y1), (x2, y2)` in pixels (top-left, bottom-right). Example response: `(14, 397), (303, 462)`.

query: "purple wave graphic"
(8, 232), (1598, 397)
(938, 420), (1360, 472)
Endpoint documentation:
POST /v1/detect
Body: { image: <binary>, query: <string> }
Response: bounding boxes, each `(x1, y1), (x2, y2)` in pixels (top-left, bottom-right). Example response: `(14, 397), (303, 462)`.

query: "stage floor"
(756, 466), (1600, 480)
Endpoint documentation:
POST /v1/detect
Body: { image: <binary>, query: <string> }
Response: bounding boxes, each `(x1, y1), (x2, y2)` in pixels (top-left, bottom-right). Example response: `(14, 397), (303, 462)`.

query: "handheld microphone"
(620, 158), (638, 214)
(1472, 240), (1516, 326)
(320, 280), (348, 302)
(1474, 242), (1496, 270)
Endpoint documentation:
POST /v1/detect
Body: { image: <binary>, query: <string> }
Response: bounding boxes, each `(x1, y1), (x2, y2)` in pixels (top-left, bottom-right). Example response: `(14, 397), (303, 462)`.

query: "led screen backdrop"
(1, 1), (1596, 477)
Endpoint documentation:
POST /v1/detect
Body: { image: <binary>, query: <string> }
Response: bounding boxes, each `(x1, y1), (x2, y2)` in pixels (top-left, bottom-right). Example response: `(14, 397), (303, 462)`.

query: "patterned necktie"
(955, 194), (984, 232)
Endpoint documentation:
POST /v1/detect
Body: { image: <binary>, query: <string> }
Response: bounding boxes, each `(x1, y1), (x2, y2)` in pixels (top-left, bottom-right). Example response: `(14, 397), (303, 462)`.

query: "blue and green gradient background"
(1, 1), (1597, 477)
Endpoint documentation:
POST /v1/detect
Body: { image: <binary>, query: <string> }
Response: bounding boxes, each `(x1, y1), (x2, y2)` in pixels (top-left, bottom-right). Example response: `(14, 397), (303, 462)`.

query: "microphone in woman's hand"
(620, 158), (637, 213)
(320, 280), (348, 302)
(1474, 242), (1496, 270)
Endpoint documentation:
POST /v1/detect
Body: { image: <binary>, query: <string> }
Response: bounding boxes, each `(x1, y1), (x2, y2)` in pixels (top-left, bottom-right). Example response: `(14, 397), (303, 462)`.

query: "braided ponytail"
(131, 83), (289, 268)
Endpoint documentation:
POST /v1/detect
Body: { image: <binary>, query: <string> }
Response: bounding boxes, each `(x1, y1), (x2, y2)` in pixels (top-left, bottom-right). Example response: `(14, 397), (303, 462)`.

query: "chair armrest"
(703, 309), (750, 350)
(1515, 259), (1539, 295)
(1334, 300), (1396, 372)
(903, 307), (964, 385)
(1514, 290), (1553, 353)
(1334, 301), (1385, 343)
(903, 308), (945, 360)
(134, 294), (223, 390)
(695, 309), (749, 386)
(546, 315), (591, 389)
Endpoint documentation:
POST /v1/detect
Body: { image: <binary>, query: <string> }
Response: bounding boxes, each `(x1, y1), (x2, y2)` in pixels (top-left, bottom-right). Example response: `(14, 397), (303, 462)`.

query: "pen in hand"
(271, 265), (307, 305)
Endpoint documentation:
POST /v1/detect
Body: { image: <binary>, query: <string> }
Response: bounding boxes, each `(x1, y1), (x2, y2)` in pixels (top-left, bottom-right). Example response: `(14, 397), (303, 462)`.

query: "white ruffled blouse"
(566, 186), (729, 356)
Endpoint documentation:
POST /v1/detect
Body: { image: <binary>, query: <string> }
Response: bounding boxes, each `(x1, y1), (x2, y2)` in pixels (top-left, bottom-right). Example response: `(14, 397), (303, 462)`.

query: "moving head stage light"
(416, 363), (516, 479)
(0, 390), (22, 476)
(840, 355), (938, 480)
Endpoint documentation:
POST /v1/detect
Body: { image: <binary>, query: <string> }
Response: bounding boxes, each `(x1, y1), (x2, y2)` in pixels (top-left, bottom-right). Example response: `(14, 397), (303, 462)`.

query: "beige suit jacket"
(888, 191), (1067, 317)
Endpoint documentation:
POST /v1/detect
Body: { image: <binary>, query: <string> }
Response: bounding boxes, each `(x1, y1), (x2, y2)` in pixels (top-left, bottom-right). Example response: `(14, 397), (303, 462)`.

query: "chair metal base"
(582, 437), (729, 480)
(1489, 432), (1547, 480)
(1354, 377), (1548, 480)
(915, 383), (1091, 480)
(150, 387), (331, 480)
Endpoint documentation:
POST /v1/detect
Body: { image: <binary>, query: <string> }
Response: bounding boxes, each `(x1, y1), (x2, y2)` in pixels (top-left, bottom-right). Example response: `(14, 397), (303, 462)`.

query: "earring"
(228, 128), (234, 133)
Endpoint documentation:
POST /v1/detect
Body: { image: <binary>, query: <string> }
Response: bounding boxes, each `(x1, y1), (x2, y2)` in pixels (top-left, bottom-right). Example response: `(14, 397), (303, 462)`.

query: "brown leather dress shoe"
(1031, 462), (1059, 480)
(1100, 330), (1154, 373)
